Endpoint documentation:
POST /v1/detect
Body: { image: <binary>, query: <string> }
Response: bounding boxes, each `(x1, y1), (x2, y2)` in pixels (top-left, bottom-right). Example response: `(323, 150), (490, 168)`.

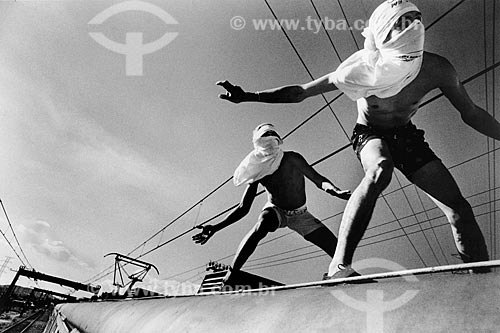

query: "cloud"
(71, 128), (166, 191)
(18, 220), (93, 270)
(1, 54), (190, 210)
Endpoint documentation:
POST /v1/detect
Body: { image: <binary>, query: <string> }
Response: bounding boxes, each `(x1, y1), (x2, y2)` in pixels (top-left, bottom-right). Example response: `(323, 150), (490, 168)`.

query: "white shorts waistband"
(263, 202), (307, 216)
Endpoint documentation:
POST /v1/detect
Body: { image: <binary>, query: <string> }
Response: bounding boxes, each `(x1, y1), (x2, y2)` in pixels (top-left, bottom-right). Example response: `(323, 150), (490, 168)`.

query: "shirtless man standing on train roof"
(193, 123), (350, 283)
(216, 0), (500, 278)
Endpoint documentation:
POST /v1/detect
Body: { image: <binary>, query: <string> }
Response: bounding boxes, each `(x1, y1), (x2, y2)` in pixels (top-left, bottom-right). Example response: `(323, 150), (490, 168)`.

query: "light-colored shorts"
(262, 202), (324, 237)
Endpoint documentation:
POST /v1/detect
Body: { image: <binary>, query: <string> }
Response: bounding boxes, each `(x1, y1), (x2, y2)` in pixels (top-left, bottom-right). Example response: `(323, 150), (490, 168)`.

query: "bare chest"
(261, 162), (303, 192)
(358, 69), (438, 128)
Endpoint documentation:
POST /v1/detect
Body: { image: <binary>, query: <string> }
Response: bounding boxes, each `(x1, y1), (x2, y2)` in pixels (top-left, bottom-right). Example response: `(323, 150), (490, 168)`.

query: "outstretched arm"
(216, 72), (339, 104)
(291, 152), (351, 200)
(192, 182), (259, 245)
(439, 57), (500, 140)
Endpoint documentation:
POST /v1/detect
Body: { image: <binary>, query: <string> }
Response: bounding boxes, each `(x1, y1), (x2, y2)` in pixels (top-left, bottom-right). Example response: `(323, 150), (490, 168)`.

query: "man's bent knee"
(445, 197), (474, 226)
(364, 159), (393, 190)
(249, 222), (272, 240)
(255, 209), (280, 234)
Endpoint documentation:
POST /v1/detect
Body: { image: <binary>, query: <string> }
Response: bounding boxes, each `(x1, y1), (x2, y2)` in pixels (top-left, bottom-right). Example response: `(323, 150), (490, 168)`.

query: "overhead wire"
(483, 0), (494, 262)
(378, 0), (471, 263)
(361, 208), (500, 249)
(242, 149), (500, 271)
(0, 227), (26, 267)
(263, 0), (440, 268)
(85, 97), (350, 284)
(144, 0), (474, 273)
(100, 56), (499, 284)
(492, 0), (497, 261)
(263, 0), (350, 139)
(424, 0), (466, 31)
(174, 182), (500, 278)
(126, 176), (234, 257)
(368, 0), (472, 266)
(165, 182), (500, 281)
(117, 94), (346, 265)
(134, 143), (352, 261)
(159, 122), (500, 282)
(413, 186), (450, 264)
(369, 185), (500, 234)
(84, 177), (235, 283)
(372, 191), (427, 266)
(393, 174), (442, 265)
(245, 199), (500, 272)
(191, 0), (495, 279)
(482, 0), (497, 261)
(86, 58), (500, 284)
(335, 0), (360, 50)
(0, 199), (32, 269)
(161, 213), (344, 280)
(308, 0), (342, 61)
(180, 270), (206, 285)
(310, 0), (473, 266)
(86, 0), (495, 284)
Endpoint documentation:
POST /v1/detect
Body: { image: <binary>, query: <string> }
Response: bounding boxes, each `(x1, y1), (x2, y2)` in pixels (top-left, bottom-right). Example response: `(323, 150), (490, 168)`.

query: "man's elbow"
(290, 86), (307, 103)
(460, 107), (481, 125)
(237, 203), (252, 216)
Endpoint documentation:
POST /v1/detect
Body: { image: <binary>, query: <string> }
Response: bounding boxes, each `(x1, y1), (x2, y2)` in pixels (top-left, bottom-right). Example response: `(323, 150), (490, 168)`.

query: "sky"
(0, 0), (498, 298)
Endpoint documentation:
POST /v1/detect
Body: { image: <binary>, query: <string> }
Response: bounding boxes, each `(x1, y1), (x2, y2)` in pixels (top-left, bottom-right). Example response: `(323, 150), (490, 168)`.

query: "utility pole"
(0, 266), (101, 314)
(0, 256), (13, 279)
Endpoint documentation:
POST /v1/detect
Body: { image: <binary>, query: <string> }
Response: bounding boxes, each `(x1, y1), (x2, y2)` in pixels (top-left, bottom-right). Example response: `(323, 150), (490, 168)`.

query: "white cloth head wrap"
(329, 0), (424, 100)
(233, 124), (284, 186)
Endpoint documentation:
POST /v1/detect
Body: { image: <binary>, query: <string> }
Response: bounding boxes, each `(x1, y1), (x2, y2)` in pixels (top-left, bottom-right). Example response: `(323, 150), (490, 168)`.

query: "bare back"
(259, 152), (307, 210)
(356, 52), (445, 129)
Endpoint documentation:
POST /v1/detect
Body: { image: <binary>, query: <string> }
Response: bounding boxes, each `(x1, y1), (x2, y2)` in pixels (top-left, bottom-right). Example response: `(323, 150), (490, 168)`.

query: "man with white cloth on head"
(193, 123), (351, 283)
(217, 0), (500, 279)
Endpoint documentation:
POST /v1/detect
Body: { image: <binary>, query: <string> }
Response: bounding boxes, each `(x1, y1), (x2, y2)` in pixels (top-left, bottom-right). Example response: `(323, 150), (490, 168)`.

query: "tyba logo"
(88, 1), (179, 76)
(330, 258), (420, 333)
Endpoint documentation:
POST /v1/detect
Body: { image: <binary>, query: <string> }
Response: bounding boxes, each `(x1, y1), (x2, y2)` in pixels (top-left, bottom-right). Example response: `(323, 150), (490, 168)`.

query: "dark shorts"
(351, 122), (440, 178)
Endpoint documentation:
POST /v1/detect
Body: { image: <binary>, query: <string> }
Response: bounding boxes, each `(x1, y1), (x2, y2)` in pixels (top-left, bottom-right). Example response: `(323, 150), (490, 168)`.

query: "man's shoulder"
(421, 52), (456, 82)
(280, 151), (306, 167)
(282, 151), (303, 159)
(423, 52), (452, 70)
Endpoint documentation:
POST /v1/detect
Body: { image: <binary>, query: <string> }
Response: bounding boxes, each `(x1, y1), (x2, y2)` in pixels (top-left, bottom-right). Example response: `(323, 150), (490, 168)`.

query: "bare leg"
(304, 225), (338, 257)
(409, 160), (489, 264)
(328, 139), (394, 275)
(230, 208), (279, 272)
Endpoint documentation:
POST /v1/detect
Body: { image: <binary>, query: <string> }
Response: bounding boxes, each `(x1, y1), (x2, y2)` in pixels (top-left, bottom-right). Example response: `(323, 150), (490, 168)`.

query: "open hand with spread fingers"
(192, 225), (217, 245)
(216, 81), (246, 103)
